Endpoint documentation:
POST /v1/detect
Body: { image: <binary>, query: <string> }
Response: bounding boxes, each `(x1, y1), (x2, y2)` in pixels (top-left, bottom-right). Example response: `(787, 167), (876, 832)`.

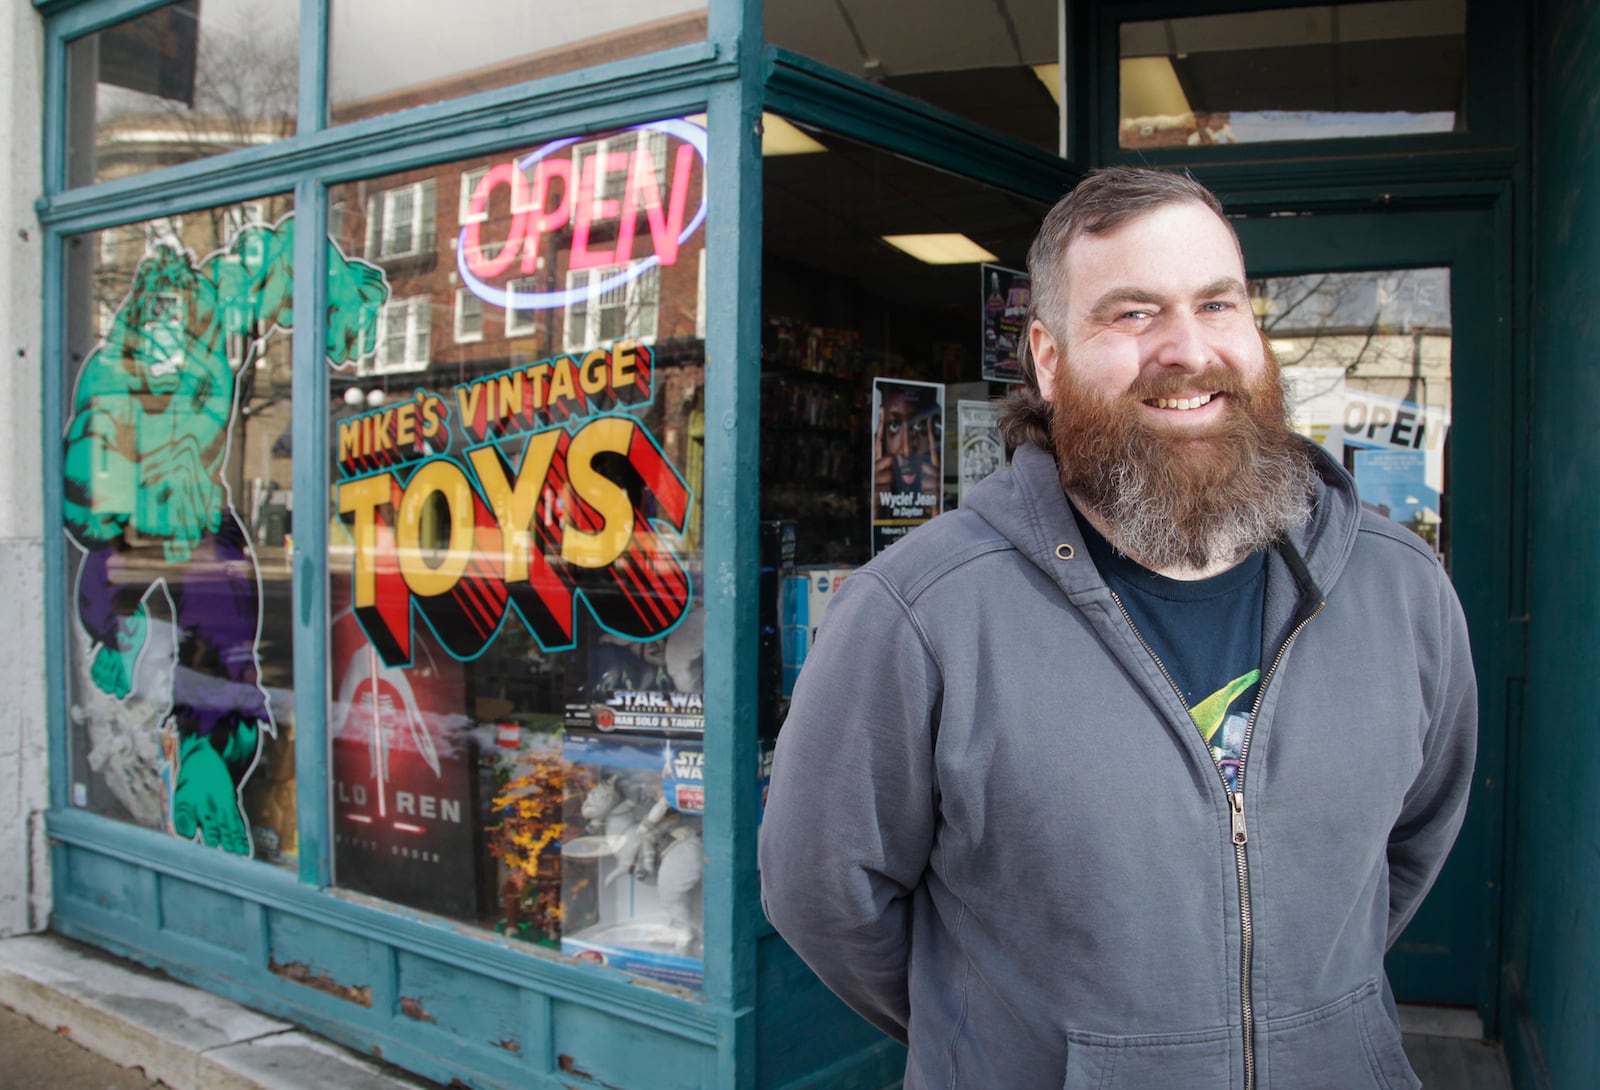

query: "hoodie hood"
(959, 438), (1363, 606)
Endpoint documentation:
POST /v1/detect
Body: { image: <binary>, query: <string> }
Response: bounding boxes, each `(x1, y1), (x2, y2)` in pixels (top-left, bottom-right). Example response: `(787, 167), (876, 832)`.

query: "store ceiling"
(766, 0), (1060, 76)
(762, 124), (1051, 326)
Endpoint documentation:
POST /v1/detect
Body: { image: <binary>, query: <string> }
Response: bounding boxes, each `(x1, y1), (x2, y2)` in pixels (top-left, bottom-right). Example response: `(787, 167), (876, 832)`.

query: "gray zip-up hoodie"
(760, 441), (1476, 1090)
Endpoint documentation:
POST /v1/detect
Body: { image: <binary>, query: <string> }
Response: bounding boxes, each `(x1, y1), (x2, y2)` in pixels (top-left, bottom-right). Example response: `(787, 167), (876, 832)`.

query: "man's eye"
(1203, 301), (1235, 312)
(1120, 310), (1152, 321)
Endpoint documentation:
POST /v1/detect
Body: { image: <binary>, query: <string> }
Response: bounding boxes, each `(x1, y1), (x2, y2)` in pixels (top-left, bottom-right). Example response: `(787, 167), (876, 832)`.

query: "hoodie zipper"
(1108, 590), (1324, 1090)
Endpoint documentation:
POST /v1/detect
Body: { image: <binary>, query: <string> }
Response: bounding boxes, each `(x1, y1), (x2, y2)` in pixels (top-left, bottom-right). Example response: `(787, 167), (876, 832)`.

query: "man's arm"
(1386, 562), (1478, 947)
(759, 570), (939, 1042)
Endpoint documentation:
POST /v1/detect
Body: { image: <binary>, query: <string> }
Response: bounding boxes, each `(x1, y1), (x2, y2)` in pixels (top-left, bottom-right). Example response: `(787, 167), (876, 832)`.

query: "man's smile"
(1147, 393), (1216, 411)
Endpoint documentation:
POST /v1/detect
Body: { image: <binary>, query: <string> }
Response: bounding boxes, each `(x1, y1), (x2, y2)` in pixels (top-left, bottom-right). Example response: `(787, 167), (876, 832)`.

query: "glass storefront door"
(1235, 205), (1514, 1015)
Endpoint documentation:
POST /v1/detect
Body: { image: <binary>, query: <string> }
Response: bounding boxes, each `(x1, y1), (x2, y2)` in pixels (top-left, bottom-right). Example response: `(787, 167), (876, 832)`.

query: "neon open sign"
(456, 118), (708, 312)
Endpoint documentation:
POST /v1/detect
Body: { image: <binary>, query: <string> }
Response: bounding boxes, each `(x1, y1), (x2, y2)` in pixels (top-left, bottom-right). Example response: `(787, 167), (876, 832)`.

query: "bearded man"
(760, 167), (1477, 1090)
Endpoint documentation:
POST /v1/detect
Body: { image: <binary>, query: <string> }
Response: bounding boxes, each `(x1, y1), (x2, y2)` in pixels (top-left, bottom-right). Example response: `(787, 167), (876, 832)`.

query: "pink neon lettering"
(643, 143), (696, 267)
(614, 146), (660, 265)
(462, 163), (528, 279)
(570, 153), (629, 270)
(520, 158), (573, 275)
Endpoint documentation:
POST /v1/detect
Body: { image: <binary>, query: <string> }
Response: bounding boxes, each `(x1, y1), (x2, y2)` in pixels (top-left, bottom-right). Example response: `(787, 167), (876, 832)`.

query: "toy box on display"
(558, 729), (776, 989)
(563, 602), (705, 736)
(560, 730), (708, 988)
(779, 566), (855, 695)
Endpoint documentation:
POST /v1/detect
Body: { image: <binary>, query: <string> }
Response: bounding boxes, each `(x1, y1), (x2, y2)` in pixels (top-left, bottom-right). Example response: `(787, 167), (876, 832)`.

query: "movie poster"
(330, 599), (484, 919)
(981, 264), (1030, 383)
(871, 378), (945, 555)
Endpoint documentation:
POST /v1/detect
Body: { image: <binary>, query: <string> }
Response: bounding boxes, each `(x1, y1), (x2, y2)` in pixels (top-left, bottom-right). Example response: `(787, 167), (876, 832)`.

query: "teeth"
(1152, 394), (1214, 410)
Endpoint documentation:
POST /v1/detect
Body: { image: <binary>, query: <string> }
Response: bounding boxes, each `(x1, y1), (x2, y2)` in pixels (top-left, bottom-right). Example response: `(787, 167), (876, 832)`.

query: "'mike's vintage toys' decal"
(335, 338), (694, 668)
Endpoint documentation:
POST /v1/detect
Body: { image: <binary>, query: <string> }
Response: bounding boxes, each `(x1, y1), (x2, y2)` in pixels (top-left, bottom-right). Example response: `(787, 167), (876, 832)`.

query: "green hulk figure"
(63, 216), (388, 855)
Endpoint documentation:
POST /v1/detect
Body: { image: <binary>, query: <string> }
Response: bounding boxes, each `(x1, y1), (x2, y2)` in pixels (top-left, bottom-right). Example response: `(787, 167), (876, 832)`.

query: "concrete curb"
(0, 933), (438, 1090)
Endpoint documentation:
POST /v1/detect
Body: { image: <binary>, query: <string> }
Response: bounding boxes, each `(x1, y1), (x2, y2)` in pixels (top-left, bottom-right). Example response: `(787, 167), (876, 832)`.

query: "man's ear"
(1029, 319), (1061, 404)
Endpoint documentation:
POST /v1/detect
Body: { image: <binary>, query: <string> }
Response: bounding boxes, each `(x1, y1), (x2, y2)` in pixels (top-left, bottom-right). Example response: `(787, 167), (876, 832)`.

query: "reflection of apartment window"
(563, 264), (659, 351)
(459, 167), (489, 222)
(145, 216), (183, 253)
(365, 179), (436, 260)
(505, 276), (541, 337)
(454, 289), (484, 343)
(458, 166), (504, 266)
(374, 296), (432, 373)
(223, 202), (266, 239)
(570, 129), (670, 215)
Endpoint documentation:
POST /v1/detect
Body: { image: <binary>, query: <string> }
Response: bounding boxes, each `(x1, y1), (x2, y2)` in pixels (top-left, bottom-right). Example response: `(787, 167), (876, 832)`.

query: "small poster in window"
(871, 378), (945, 555)
(957, 400), (1005, 506)
(981, 264), (1031, 383)
(1353, 449), (1441, 552)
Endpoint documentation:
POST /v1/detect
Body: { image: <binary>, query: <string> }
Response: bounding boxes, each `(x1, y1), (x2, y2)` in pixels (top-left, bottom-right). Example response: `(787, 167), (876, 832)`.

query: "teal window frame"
(1093, 0), (1527, 178)
(35, 0), (767, 1070)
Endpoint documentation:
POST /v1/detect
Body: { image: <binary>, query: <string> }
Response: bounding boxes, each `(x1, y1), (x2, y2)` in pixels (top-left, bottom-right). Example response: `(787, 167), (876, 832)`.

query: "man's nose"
(1149, 311), (1215, 373)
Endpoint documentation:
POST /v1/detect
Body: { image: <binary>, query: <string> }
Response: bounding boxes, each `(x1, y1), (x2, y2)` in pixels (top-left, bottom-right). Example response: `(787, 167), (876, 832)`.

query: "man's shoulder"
(1352, 507), (1444, 566)
(862, 507), (1018, 602)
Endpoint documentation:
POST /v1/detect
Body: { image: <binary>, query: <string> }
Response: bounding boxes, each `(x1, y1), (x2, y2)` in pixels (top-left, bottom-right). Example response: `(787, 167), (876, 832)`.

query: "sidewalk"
(0, 929), (1512, 1090)
(0, 932), (442, 1090)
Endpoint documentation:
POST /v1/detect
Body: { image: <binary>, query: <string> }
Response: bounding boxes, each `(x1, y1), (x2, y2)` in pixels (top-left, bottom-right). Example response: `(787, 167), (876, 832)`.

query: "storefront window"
(765, 0), (1066, 154)
(66, 0), (299, 187)
(325, 118), (710, 989)
(328, 0), (709, 124)
(760, 122), (1045, 713)
(1256, 267), (1454, 562)
(61, 196), (299, 866)
(1119, 0), (1466, 149)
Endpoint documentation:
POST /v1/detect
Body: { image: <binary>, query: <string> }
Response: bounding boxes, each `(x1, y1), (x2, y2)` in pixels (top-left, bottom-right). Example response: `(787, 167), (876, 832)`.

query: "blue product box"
(779, 566), (854, 695)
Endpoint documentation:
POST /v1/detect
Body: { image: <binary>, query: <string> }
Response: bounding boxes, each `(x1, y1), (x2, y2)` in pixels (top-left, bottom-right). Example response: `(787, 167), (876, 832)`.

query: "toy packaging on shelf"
(559, 731), (776, 989)
(780, 566), (854, 695)
(561, 730), (708, 988)
(759, 520), (798, 737)
(563, 603), (705, 736)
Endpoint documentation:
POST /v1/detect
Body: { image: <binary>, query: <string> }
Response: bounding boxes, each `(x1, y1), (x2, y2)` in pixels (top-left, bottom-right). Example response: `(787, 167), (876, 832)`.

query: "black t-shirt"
(1075, 508), (1266, 793)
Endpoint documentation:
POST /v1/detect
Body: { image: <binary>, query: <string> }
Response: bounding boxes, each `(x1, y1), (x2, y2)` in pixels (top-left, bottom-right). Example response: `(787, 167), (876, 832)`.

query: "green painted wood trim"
(38, 0), (170, 39)
(298, 0), (327, 136)
(291, 175), (330, 890)
(698, 14), (765, 1090)
(764, 47), (1077, 205)
(46, 810), (724, 1036)
(40, 12), (68, 193)
(36, 40), (731, 228)
(1091, 0), (1528, 172)
(40, 226), (68, 816)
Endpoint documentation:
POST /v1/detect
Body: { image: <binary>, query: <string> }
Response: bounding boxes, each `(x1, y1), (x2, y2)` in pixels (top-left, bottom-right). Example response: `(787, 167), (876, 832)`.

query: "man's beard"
(1050, 336), (1314, 573)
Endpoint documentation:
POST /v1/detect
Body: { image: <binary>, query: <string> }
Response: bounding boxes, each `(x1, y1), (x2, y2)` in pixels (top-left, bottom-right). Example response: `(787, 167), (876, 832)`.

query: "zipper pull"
(1230, 792), (1248, 845)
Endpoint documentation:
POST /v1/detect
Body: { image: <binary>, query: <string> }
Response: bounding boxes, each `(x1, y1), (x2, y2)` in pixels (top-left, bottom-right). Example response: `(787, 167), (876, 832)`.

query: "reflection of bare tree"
(1255, 272), (1387, 373)
(188, 12), (297, 143)
(91, 9), (297, 185)
(1253, 269), (1453, 407)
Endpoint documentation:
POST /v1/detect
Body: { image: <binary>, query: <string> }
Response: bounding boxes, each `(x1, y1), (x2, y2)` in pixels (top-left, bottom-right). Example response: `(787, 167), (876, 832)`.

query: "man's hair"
(999, 167), (1235, 451)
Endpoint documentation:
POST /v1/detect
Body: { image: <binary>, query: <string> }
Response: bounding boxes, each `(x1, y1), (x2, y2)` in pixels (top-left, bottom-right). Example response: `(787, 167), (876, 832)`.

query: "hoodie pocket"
(1260, 980), (1421, 1090)
(1062, 1025), (1236, 1090)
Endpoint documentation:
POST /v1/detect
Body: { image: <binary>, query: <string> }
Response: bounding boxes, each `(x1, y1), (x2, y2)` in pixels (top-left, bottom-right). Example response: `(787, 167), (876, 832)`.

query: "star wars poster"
(871, 378), (944, 555)
(330, 598), (484, 918)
